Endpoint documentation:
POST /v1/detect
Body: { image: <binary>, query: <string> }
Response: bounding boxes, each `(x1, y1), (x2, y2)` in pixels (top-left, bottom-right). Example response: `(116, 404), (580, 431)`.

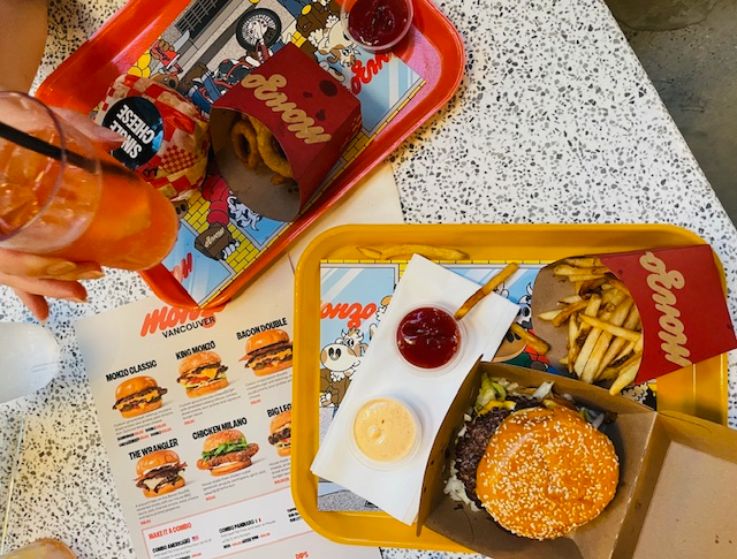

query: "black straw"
(0, 119), (134, 179)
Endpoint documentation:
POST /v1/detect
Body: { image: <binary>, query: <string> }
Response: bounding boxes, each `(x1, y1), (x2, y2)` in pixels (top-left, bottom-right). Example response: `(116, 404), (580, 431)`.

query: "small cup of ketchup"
(396, 306), (462, 370)
(341, 0), (414, 52)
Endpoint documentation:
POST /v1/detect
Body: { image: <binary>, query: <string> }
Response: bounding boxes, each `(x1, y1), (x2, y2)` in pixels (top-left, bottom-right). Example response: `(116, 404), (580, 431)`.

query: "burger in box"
(530, 245), (737, 393)
(416, 362), (737, 559)
(208, 43), (362, 222)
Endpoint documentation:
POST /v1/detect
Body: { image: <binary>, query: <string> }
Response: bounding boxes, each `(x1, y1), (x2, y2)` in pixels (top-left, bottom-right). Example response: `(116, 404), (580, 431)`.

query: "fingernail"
(78, 270), (104, 280)
(45, 262), (76, 276)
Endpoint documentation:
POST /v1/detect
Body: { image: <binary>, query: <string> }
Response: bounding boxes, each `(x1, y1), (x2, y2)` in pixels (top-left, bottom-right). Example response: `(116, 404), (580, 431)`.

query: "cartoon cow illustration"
(319, 340), (361, 407)
(337, 327), (368, 356)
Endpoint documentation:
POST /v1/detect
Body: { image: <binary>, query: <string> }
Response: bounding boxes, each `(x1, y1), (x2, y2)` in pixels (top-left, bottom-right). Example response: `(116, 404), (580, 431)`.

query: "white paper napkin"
(311, 255), (519, 524)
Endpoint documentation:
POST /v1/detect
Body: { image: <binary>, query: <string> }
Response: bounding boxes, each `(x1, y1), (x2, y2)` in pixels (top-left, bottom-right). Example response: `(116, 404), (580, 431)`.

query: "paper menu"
(311, 256), (520, 524)
(75, 259), (380, 559)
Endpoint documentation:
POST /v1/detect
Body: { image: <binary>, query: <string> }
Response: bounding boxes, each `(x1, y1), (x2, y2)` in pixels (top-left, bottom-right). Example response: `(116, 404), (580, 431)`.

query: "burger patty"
(268, 427), (291, 445)
(178, 364), (227, 382)
(246, 342), (293, 366)
(455, 396), (540, 507)
(201, 444), (259, 468)
(113, 386), (167, 411)
(136, 465), (185, 492)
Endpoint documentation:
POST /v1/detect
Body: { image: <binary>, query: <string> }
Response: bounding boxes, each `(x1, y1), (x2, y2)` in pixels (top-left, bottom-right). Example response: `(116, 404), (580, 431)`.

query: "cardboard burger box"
(417, 362), (737, 559)
(531, 245), (737, 384)
(209, 44), (362, 222)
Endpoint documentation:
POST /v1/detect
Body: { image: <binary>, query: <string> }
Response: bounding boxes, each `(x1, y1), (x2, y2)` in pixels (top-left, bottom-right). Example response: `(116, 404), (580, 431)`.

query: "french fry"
(550, 299), (590, 327)
(578, 278), (607, 296)
(357, 247), (382, 259)
(608, 278), (631, 296)
(560, 356), (569, 365)
(616, 340), (636, 360)
(510, 323), (550, 355)
(577, 295), (603, 335)
(609, 355), (642, 395)
(357, 245), (469, 261)
(564, 257), (603, 268)
(553, 265), (610, 277)
(567, 315), (579, 374)
(582, 299), (633, 383)
(579, 315), (641, 342)
(559, 295), (583, 304)
(537, 309), (562, 321)
(454, 263), (519, 320)
(598, 304), (640, 375)
(574, 310), (612, 377)
(568, 273), (608, 282)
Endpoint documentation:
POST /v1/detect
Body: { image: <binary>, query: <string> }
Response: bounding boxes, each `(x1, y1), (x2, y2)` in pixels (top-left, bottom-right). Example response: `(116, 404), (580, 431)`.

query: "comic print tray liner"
(36, 0), (464, 308)
(291, 224), (728, 551)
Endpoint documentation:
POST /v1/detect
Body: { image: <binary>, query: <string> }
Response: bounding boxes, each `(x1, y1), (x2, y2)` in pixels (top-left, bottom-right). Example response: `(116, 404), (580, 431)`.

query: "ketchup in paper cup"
(341, 0), (414, 52)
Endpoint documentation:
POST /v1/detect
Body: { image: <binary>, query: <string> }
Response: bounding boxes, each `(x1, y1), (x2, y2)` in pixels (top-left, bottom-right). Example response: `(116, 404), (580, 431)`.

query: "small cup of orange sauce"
(352, 397), (421, 466)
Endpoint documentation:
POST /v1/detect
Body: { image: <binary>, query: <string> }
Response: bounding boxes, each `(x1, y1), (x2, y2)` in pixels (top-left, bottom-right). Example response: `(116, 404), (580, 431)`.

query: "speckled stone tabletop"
(1, 0), (735, 558)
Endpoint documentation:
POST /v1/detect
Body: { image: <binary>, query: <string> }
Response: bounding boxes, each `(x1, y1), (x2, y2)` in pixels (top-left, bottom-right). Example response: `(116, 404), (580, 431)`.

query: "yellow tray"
(291, 224), (729, 551)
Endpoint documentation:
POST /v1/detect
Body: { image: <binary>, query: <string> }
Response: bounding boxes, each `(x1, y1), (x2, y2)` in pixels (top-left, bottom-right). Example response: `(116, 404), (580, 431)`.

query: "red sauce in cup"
(347, 0), (412, 50)
(396, 307), (461, 369)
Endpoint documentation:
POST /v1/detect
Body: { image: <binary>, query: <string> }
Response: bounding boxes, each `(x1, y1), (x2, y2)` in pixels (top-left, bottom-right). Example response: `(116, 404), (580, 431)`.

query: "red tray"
(36, 0), (464, 308)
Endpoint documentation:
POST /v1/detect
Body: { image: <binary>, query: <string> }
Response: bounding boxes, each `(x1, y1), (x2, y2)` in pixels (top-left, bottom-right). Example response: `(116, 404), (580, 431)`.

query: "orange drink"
(0, 92), (177, 270)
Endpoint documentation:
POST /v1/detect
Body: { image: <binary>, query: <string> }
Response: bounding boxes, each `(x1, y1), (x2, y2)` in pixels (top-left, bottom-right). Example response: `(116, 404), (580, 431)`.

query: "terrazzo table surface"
(0, 0), (735, 557)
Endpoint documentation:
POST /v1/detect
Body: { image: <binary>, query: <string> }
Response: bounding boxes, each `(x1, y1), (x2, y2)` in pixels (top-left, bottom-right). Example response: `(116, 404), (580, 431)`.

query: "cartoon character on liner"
(338, 327), (369, 356)
(368, 295), (392, 340)
(494, 283), (551, 372)
(194, 175), (262, 260)
(150, 39), (183, 75)
(319, 339), (361, 407)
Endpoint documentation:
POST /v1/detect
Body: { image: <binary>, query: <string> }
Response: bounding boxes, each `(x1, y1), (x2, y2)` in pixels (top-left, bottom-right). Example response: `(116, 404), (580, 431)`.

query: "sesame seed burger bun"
(270, 410), (291, 433)
(143, 476), (185, 498)
(476, 406), (618, 540)
(178, 351), (221, 376)
(115, 376), (159, 401)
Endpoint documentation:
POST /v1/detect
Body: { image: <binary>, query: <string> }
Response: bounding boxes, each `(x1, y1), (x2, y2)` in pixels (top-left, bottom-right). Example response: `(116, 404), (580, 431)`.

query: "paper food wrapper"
(209, 44), (362, 222)
(311, 256), (519, 525)
(418, 363), (737, 559)
(531, 245), (737, 384)
(95, 74), (210, 200)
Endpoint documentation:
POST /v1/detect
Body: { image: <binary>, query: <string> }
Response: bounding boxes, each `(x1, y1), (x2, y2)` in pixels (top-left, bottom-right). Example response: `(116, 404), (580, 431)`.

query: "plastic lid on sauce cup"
(351, 396), (422, 469)
(340, 0), (414, 53)
(395, 305), (466, 375)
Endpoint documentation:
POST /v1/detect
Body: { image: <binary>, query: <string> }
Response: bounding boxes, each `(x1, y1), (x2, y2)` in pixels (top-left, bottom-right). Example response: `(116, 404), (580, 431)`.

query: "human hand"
(0, 249), (103, 321)
(0, 108), (120, 321)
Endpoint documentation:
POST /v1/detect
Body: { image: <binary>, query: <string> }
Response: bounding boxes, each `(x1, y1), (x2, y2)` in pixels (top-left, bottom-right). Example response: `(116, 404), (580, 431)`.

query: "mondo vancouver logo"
(140, 305), (224, 339)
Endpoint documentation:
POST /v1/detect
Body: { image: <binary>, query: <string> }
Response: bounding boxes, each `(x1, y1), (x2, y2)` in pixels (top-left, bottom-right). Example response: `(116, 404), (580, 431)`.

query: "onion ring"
(230, 119), (260, 169)
(249, 116), (293, 179)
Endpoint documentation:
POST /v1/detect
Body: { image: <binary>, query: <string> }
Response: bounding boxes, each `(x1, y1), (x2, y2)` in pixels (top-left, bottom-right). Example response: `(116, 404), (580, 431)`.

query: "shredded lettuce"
(202, 440), (247, 460)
